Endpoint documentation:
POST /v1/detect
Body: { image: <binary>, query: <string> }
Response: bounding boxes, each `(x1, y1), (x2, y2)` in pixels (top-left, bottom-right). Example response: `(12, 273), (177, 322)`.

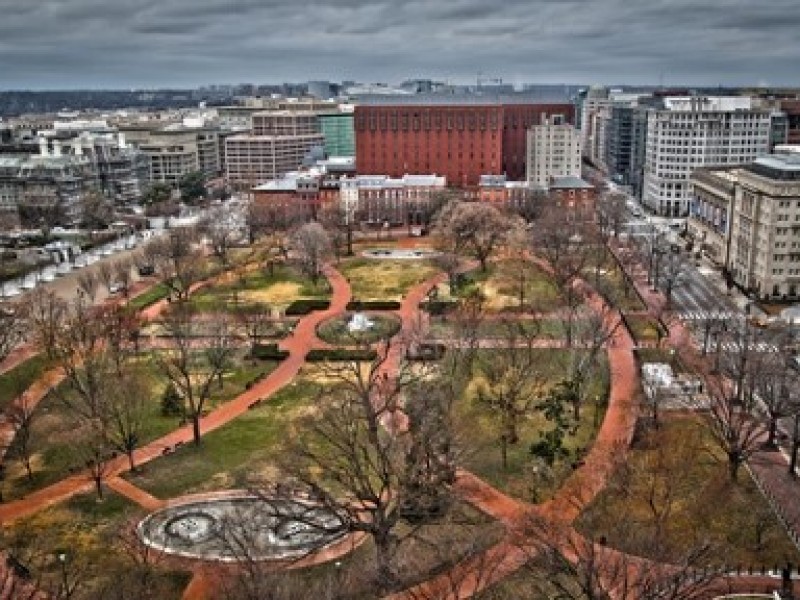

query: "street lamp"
(57, 551), (70, 599)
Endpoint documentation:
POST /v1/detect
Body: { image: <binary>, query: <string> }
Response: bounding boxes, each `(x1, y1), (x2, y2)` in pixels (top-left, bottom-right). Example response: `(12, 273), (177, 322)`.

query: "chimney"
(52, 141), (62, 157)
(73, 140), (83, 156)
(118, 132), (126, 148)
(39, 137), (49, 157)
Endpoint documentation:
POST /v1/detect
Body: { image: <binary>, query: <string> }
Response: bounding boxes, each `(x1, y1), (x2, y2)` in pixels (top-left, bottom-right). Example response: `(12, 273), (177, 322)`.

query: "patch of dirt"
(3, 452), (45, 479)
(241, 282), (304, 305)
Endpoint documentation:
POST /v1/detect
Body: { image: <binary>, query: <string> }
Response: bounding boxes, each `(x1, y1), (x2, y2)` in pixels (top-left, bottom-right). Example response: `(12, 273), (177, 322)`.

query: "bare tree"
(27, 289), (68, 360)
(273, 336), (452, 593)
(658, 250), (687, 307)
(234, 303), (274, 351)
(564, 305), (619, 420)
(433, 200), (512, 272)
(49, 302), (118, 421)
(502, 514), (718, 600)
(596, 191), (628, 240)
(7, 384), (38, 481)
(431, 251), (462, 292)
(75, 421), (114, 500)
(498, 223), (535, 312)
(753, 344), (798, 449)
(288, 222), (332, 285)
(0, 302), (27, 364)
(101, 368), (149, 472)
(96, 261), (115, 295)
(113, 258), (134, 298)
(76, 270), (99, 302)
(705, 319), (768, 481)
(148, 226), (205, 302)
(200, 206), (239, 266)
(156, 306), (234, 444)
(532, 208), (596, 347)
(474, 320), (545, 469)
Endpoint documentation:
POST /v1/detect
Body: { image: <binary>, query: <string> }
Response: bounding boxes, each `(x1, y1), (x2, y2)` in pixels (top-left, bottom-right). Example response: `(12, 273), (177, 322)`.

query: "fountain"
(138, 494), (347, 562)
(362, 248), (440, 260)
(347, 312), (374, 333)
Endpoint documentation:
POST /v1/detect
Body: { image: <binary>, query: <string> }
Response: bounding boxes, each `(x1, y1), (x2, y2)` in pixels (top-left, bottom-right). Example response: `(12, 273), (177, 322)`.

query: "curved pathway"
(0, 265), (352, 523)
(384, 258), (641, 599)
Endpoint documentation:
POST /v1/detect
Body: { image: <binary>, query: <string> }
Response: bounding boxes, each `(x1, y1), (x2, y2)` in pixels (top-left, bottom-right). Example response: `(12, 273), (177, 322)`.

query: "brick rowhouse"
(354, 102), (575, 186)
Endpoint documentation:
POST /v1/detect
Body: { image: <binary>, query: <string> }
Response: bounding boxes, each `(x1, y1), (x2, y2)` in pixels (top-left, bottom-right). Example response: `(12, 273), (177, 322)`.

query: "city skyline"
(1, 0), (799, 90)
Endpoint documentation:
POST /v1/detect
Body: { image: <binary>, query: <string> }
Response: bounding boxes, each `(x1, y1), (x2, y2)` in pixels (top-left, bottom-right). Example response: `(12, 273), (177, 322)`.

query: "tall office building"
(642, 96), (771, 217)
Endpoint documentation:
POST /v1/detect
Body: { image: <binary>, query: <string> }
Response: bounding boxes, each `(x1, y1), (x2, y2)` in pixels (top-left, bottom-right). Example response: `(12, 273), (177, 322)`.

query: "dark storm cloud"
(0, 0), (797, 89)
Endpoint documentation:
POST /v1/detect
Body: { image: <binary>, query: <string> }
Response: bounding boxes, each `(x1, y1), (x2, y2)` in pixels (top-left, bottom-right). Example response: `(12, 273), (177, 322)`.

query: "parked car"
(137, 264), (155, 276)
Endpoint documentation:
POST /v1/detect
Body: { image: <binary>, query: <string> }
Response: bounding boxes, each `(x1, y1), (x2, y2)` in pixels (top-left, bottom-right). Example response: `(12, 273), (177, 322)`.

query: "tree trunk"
(766, 417), (778, 448)
(373, 530), (396, 593)
(94, 476), (104, 500)
(192, 413), (202, 444)
(501, 435), (508, 470)
(127, 449), (137, 473)
(728, 454), (740, 482)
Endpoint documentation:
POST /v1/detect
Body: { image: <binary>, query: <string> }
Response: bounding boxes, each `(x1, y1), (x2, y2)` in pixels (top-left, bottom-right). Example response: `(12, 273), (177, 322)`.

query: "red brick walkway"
(0, 265), (352, 523)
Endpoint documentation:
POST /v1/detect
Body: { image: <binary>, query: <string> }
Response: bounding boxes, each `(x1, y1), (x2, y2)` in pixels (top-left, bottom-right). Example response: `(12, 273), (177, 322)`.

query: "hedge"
(250, 343), (290, 361)
(306, 348), (378, 362)
(420, 300), (459, 315)
(285, 299), (331, 316)
(346, 300), (402, 311)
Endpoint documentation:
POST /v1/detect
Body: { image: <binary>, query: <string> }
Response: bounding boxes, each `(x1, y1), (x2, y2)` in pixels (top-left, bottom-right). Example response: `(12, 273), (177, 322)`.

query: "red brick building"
(354, 101), (574, 186)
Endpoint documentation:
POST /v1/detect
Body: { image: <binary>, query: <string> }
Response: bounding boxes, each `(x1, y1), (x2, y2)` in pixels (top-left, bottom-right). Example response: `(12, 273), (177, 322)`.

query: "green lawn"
(577, 417), (800, 568)
(2, 353), (279, 501)
(428, 317), (573, 340)
(0, 353), (52, 412)
(339, 257), (439, 301)
(455, 349), (610, 503)
(450, 262), (563, 313)
(187, 263), (330, 313)
(124, 375), (319, 499)
(585, 248), (646, 312)
(624, 313), (666, 344)
(127, 282), (171, 311)
(0, 490), (190, 600)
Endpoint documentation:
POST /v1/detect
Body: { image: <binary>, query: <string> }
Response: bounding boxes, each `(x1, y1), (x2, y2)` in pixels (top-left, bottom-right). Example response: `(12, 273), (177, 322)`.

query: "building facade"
(642, 97), (772, 217)
(687, 167), (738, 266)
(225, 133), (325, 187)
(526, 115), (581, 188)
(339, 174), (447, 226)
(354, 98), (574, 186)
(727, 149), (800, 299)
(688, 147), (800, 300)
(605, 105), (648, 197)
(319, 111), (355, 157)
(121, 124), (221, 185)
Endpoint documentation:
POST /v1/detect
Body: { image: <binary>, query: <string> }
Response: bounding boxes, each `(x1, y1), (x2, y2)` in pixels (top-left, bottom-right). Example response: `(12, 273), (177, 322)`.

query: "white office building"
(526, 115), (582, 188)
(642, 96), (772, 217)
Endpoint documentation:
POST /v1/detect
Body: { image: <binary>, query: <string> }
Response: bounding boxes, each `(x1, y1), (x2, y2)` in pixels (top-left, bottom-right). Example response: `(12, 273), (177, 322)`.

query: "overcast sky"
(1, 0), (798, 90)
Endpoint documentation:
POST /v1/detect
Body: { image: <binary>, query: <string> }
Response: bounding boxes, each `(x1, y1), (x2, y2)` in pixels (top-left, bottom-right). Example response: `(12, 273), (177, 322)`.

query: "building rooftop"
(340, 174), (447, 189)
(550, 176), (594, 190)
(661, 96), (756, 112)
(355, 92), (572, 106)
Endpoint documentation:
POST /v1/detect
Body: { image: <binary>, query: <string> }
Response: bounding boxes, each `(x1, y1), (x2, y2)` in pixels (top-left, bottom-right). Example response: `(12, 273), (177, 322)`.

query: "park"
(0, 194), (799, 599)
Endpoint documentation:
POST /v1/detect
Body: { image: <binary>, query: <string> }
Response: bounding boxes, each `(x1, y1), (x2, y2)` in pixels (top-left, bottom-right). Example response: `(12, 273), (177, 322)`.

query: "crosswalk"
(707, 341), (779, 353)
(678, 310), (739, 321)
